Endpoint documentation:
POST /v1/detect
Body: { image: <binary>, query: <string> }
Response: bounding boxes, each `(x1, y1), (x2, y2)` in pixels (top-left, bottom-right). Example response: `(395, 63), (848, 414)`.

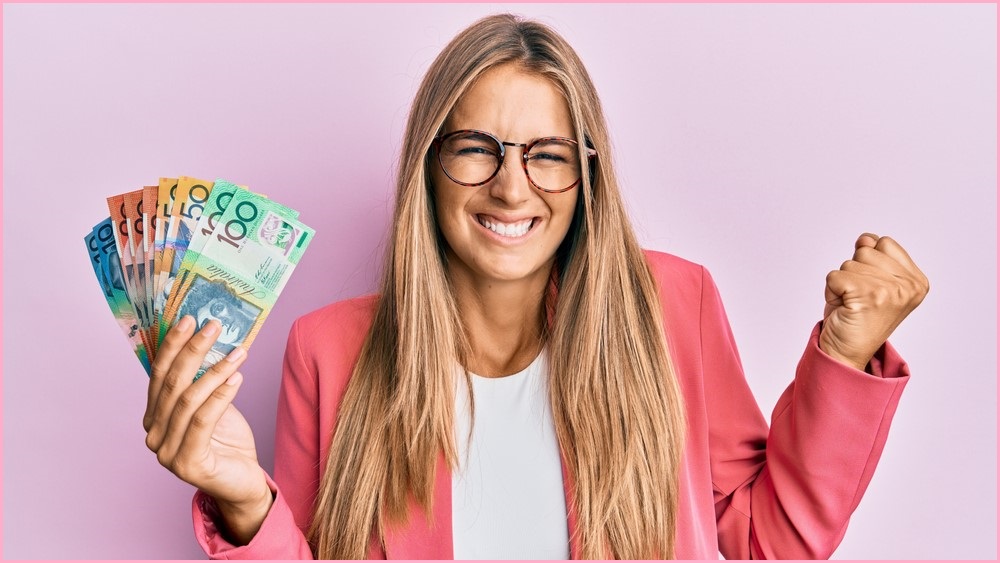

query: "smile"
(476, 215), (536, 238)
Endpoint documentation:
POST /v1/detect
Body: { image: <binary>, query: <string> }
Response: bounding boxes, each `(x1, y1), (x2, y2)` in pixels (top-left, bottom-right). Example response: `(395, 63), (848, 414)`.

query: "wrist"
(213, 480), (274, 546)
(216, 482), (273, 515)
(818, 322), (874, 372)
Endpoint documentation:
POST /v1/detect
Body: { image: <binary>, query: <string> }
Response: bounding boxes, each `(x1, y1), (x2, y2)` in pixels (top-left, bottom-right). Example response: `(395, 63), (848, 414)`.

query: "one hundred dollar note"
(160, 191), (314, 373)
(182, 180), (245, 271)
(87, 219), (151, 373)
(181, 180), (297, 272)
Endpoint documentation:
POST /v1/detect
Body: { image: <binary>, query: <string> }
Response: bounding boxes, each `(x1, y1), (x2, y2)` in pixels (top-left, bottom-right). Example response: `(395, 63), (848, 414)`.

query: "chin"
(472, 250), (555, 284)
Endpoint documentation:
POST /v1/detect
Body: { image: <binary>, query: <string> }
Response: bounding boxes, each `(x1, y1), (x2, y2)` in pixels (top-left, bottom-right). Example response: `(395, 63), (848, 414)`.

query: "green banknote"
(179, 180), (298, 273)
(87, 218), (151, 373)
(160, 191), (314, 373)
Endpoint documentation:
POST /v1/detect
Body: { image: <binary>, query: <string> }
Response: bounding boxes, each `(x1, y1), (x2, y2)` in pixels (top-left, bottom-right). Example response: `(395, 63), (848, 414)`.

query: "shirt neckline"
(467, 345), (547, 381)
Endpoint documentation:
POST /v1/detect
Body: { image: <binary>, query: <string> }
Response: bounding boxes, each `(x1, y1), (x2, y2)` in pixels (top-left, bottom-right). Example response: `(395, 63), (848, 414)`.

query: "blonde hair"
(310, 14), (686, 559)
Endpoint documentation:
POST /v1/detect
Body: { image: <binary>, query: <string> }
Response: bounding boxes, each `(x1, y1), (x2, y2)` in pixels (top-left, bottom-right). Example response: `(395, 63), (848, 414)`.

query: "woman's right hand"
(143, 315), (273, 545)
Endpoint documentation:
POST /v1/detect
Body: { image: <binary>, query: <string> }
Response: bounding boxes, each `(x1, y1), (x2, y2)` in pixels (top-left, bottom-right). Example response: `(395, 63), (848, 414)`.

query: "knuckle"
(156, 449), (171, 468)
(161, 329), (186, 352)
(145, 432), (159, 453)
(893, 284), (908, 303)
(212, 383), (236, 402)
(161, 376), (178, 396)
(172, 457), (194, 482)
(184, 338), (205, 356)
(909, 279), (928, 304)
(871, 285), (891, 305)
(840, 260), (853, 271)
(174, 393), (193, 413)
(190, 412), (211, 432)
(149, 362), (167, 381)
(202, 361), (231, 381)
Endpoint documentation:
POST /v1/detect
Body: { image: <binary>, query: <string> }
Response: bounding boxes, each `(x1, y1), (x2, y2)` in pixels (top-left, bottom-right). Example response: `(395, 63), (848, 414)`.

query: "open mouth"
(476, 215), (538, 239)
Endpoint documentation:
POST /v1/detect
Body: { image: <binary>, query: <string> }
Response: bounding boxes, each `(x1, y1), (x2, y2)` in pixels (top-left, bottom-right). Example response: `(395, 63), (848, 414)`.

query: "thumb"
(855, 232), (879, 250)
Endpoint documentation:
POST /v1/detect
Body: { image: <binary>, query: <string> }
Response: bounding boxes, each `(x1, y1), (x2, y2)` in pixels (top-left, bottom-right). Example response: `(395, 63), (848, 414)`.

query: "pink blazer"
(192, 250), (910, 559)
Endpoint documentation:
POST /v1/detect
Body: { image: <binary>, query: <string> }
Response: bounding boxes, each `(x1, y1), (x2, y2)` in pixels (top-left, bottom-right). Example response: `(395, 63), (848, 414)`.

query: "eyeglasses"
(431, 129), (598, 194)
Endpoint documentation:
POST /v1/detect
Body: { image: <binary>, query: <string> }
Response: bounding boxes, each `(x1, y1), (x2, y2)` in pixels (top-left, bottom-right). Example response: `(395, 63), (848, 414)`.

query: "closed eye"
(456, 146), (498, 157)
(527, 152), (569, 164)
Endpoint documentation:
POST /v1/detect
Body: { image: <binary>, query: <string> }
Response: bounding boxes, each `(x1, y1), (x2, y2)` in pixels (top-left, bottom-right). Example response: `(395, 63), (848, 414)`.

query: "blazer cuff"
(809, 322), (910, 380)
(192, 472), (307, 559)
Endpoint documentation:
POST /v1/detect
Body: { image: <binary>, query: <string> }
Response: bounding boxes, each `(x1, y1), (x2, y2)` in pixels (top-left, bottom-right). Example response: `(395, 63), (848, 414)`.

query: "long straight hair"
(309, 14), (687, 559)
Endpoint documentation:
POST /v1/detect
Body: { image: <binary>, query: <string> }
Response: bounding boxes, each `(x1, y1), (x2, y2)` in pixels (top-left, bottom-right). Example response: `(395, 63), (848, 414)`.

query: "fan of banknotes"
(84, 176), (315, 376)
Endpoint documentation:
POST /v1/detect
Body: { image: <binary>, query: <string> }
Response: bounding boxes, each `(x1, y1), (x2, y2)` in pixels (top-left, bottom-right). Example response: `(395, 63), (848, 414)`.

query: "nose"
(487, 145), (533, 206)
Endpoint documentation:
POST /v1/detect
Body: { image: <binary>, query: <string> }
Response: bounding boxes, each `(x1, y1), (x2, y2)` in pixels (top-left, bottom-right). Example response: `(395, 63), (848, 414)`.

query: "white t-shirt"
(452, 348), (570, 560)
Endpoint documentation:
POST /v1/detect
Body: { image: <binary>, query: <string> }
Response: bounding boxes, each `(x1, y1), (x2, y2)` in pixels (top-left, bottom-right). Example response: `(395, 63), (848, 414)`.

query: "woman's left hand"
(819, 233), (930, 371)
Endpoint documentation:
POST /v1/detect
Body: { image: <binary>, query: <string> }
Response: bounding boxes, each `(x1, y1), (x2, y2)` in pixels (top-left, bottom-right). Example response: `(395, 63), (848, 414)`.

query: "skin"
(142, 317), (269, 545)
(819, 232), (929, 371)
(196, 299), (244, 346)
(431, 64), (579, 377)
(142, 67), (929, 548)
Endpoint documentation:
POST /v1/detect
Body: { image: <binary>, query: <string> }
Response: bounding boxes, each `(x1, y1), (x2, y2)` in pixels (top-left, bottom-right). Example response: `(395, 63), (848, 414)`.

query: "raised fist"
(820, 233), (930, 371)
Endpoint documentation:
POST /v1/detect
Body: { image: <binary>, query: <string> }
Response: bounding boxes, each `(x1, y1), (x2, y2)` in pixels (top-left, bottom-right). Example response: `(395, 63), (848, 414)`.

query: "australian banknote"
(87, 218), (151, 373)
(160, 190), (314, 374)
(91, 176), (313, 377)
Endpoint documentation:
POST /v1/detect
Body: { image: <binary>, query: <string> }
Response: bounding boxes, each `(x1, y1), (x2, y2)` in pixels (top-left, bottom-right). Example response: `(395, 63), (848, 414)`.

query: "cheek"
(550, 193), (579, 232)
(430, 178), (469, 246)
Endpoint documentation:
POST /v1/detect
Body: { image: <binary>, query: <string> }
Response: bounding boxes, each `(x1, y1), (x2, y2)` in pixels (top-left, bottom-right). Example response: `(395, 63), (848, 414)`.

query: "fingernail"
(226, 347), (246, 363)
(225, 372), (243, 386)
(177, 316), (194, 332)
(201, 321), (220, 337)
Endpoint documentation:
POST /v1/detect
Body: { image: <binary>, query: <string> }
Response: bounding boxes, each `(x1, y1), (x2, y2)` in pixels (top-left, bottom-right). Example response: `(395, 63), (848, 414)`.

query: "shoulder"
(285, 294), (379, 370)
(292, 293), (379, 337)
(641, 248), (706, 303)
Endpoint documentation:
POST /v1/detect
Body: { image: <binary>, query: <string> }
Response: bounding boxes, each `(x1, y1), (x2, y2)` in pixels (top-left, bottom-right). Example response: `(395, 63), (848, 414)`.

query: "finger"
(825, 269), (869, 305)
(839, 258), (897, 281)
(873, 235), (925, 280)
(855, 232), (879, 250)
(146, 320), (222, 453)
(145, 315), (195, 432)
(851, 245), (912, 278)
(155, 348), (248, 468)
(823, 286), (842, 320)
(824, 269), (848, 319)
(173, 371), (246, 481)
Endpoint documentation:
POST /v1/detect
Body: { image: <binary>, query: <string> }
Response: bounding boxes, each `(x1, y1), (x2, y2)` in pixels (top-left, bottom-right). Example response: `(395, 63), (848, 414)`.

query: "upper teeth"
(478, 216), (532, 238)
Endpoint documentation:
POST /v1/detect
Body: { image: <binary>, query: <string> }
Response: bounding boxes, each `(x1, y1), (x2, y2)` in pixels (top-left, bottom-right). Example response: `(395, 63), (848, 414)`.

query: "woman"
(142, 14), (928, 559)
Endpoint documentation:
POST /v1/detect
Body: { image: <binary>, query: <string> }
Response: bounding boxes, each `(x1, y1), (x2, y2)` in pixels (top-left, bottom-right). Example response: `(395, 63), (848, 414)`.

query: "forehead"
(445, 64), (574, 139)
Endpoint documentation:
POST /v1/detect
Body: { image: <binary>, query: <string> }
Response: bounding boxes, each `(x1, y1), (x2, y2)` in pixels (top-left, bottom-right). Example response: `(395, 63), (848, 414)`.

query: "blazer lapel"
(383, 450), (454, 559)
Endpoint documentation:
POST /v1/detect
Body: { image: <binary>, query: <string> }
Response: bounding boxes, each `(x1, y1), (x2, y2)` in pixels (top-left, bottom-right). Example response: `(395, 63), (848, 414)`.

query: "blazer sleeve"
(700, 266), (910, 559)
(191, 319), (317, 559)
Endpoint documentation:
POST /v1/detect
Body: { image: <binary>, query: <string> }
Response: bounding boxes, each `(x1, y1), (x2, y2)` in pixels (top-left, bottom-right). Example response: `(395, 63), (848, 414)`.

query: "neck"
(447, 255), (551, 378)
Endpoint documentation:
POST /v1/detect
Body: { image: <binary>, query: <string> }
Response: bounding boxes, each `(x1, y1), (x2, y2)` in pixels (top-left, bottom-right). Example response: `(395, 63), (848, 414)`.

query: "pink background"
(3, 3), (996, 559)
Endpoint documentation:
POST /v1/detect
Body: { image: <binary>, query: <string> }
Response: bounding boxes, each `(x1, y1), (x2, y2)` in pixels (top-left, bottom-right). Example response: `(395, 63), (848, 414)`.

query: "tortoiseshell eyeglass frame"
(431, 129), (598, 194)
